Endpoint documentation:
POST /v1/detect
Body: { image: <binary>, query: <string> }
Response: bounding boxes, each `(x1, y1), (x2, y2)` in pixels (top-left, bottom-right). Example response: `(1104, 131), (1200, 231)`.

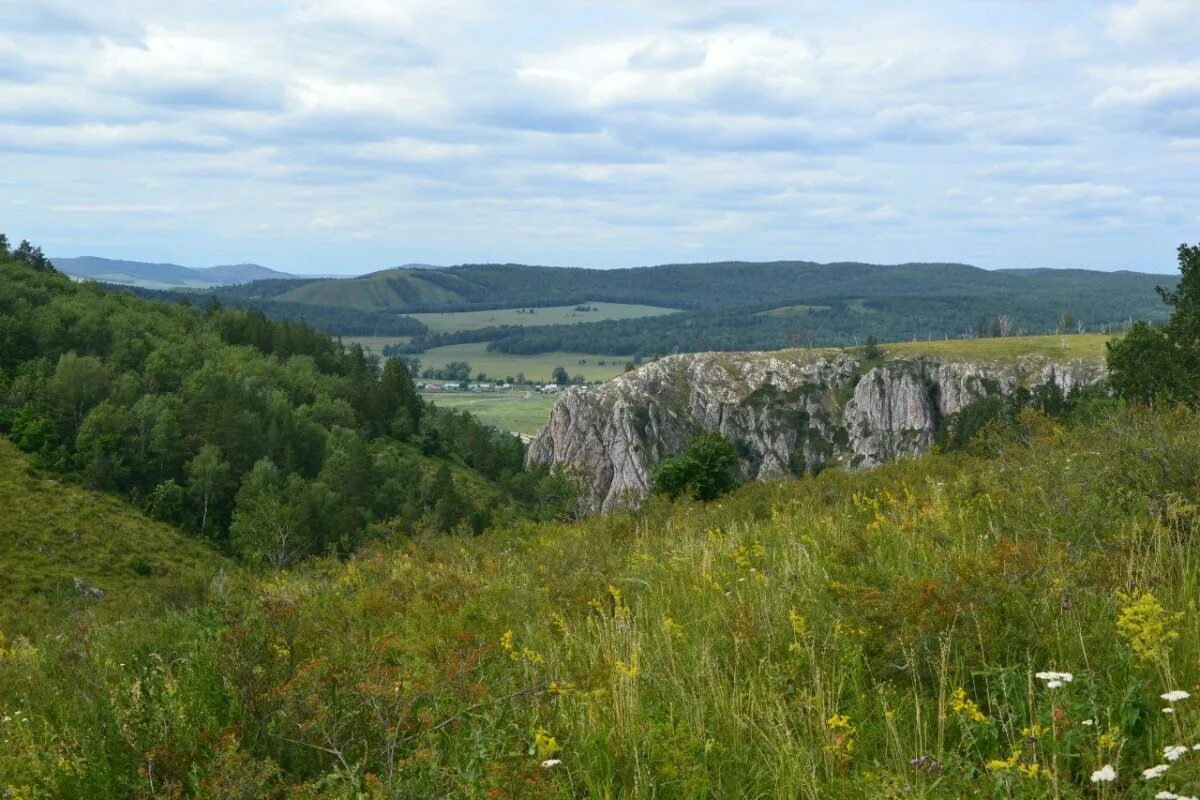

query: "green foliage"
(652, 431), (741, 502)
(8, 404), (1200, 796)
(1108, 243), (1200, 404)
(0, 236), (567, 563)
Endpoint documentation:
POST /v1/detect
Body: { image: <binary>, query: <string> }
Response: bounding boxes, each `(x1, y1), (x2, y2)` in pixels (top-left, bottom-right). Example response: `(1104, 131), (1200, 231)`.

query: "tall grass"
(3, 404), (1200, 798)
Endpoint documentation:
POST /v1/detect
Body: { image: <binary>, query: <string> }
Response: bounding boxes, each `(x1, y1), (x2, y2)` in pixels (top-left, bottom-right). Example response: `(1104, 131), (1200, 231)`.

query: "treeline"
(106, 285), (429, 337)
(478, 294), (1153, 357)
(0, 236), (572, 567)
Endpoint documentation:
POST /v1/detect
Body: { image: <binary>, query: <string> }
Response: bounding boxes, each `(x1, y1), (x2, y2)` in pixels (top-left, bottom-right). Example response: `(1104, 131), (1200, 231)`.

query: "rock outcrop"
(527, 350), (1106, 512)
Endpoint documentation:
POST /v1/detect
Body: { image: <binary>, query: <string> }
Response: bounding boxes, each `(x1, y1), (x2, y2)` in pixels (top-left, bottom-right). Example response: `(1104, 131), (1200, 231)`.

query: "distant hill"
(273, 260), (1174, 315)
(51, 255), (300, 289)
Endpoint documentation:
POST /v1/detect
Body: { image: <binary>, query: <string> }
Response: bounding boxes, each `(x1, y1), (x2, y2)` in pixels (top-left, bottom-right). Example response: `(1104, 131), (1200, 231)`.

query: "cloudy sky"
(2, 0), (1197, 274)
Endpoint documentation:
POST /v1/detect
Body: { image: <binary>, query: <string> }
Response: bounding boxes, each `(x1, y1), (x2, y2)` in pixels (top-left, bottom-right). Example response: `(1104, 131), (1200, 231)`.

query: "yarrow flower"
(1164, 707), (1175, 714)
(1162, 690), (1191, 703)
(1090, 764), (1117, 783)
(1080, 719), (1095, 726)
(1035, 671), (1074, 688)
(1164, 745), (1189, 762)
(541, 759), (562, 768)
(1143, 763), (1171, 780)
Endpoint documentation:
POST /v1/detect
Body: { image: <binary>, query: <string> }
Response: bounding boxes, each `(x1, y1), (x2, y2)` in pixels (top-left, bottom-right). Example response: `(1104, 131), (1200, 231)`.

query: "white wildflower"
(1144, 763), (1171, 779)
(1035, 671), (1074, 685)
(1156, 792), (1178, 800)
(541, 759), (562, 768)
(1164, 707), (1175, 714)
(1162, 690), (1191, 703)
(1080, 719), (1095, 726)
(1090, 764), (1117, 783)
(1164, 745), (1189, 761)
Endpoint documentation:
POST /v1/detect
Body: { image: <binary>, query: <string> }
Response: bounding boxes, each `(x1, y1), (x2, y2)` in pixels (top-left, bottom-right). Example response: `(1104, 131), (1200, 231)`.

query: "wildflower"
(500, 629), (517, 660)
(1164, 707), (1175, 714)
(1081, 719), (1095, 726)
(1035, 671), (1074, 686)
(1090, 764), (1117, 783)
(1162, 690), (1191, 703)
(1143, 763), (1170, 779)
(541, 759), (562, 768)
(1164, 745), (1189, 761)
(533, 728), (560, 761)
(1156, 792), (1179, 799)
(949, 687), (988, 724)
(1116, 592), (1181, 663)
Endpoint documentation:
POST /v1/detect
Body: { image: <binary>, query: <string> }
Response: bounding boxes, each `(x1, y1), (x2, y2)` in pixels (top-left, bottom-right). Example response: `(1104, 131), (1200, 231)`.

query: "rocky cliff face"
(527, 350), (1107, 512)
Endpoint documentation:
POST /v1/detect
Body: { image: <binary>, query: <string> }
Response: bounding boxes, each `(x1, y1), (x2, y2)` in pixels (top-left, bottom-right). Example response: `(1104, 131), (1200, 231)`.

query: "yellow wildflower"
(1116, 592), (1181, 663)
(949, 687), (988, 724)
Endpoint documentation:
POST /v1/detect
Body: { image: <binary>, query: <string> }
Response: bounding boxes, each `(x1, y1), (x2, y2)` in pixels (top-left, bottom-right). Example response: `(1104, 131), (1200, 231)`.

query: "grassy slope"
(0, 439), (227, 634)
(411, 301), (679, 334)
(7, 405), (1200, 797)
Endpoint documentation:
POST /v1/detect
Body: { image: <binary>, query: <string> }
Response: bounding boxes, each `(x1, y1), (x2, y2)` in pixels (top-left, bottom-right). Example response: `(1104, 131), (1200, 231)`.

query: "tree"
(230, 458), (307, 567)
(552, 366), (569, 386)
(1108, 243), (1200, 404)
(651, 431), (741, 502)
(0, 233), (9, 258)
(49, 352), (111, 433)
(1058, 311), (1077, 335)
(186, 445), (232, 537)
(379, 357), (422, 438)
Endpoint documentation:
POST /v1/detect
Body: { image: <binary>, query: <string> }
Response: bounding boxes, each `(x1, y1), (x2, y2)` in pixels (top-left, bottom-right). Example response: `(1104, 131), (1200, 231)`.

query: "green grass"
(418, 342), (632, 383)
(411, 301), (678, 334)
(883, 332), (1111, 359)
(420, 392), (558, 435)
(0, 439), (226, 635)
(8, 404), (1200, 797)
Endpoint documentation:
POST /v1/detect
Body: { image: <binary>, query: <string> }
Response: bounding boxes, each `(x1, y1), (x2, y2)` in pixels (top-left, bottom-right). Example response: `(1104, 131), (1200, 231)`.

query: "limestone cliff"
(527, 350), (1106, 512)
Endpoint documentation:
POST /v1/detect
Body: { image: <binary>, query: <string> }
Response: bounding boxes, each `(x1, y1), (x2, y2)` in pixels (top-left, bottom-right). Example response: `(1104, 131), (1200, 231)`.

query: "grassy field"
(884, 332), (1111, 359)
(412, 301), (678, 334)
(418, 342), (632, 383)
(420, 391), (558, 435)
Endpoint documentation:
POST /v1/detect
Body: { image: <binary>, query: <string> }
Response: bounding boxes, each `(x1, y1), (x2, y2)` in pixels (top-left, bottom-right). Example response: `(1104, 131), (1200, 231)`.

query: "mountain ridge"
(52, 255), (301, 289)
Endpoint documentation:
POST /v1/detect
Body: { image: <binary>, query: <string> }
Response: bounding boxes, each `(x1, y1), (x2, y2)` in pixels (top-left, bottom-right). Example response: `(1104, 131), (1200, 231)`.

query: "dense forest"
(0, 235), (573, 567)
(109, 284), (428, 337)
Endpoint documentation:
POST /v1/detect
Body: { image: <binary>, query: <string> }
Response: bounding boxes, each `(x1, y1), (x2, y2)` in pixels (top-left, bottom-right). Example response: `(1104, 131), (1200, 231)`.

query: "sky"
(1, 0), (1197, 275)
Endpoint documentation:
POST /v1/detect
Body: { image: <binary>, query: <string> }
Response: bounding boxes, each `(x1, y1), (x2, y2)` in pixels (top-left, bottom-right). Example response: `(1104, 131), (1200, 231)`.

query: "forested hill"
(0, 235), (575, 572)
(274, 259), (1174, 315)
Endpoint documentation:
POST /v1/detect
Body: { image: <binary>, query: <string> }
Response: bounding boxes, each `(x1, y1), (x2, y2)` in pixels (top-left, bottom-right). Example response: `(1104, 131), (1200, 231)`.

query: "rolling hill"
(274, 260), (1175, 315)
(52, 256), (300, 289)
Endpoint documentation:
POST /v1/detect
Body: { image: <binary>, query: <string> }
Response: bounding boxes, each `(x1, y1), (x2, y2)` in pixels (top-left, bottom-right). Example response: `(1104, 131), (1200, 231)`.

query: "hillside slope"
(0, 438), (226, 633)
(4, 403), (1199, 797)
(276, 260), (1173, 316)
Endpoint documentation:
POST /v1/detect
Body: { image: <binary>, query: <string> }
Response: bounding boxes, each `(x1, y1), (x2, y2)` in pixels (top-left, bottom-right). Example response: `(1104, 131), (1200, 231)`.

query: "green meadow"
(418, 342), (632, 383)
(412, 301), (678, 334)
(421, 391), (559, 435)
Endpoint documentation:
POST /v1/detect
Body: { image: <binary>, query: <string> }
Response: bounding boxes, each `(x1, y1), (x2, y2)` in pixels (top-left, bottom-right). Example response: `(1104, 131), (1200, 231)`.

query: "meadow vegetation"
(5, 401), (1200, 797)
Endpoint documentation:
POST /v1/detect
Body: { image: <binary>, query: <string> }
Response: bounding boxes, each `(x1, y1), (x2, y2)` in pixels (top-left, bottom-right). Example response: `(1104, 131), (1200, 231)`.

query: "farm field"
(418, 342), (632, 383)
(412, 301), (678, 334)
(420, 392), (558, 436)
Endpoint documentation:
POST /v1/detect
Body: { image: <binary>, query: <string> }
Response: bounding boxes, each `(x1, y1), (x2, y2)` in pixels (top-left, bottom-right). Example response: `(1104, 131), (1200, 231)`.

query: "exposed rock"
(73, 577), (105, 600)
(528, 349), (1107, 513)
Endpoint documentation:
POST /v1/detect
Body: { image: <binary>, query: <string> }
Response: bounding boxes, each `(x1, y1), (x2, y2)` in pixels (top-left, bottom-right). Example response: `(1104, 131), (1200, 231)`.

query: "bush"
(652, 431), (741, 502)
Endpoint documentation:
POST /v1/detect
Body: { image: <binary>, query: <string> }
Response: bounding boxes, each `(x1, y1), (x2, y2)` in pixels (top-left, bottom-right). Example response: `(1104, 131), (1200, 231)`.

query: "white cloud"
(1104, 0), (1200, 44)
